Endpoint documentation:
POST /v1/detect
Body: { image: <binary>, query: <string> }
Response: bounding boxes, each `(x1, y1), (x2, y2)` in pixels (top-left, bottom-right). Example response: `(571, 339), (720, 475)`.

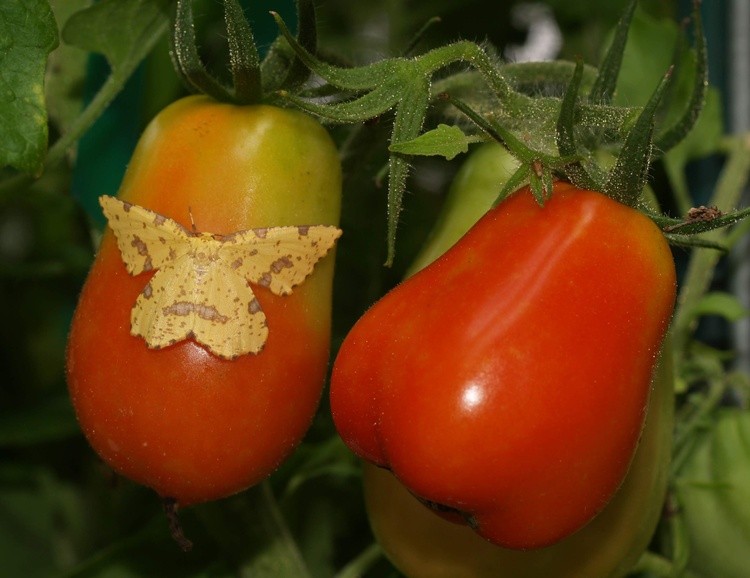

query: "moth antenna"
(188, 207), (198, 233)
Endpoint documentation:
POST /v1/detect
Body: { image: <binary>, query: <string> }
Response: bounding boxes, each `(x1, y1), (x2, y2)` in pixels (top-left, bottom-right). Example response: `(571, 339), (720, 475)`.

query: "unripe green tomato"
(67, 95), (341, 506)
(676, 408), (750, 578)
(361, 142), (675, 576)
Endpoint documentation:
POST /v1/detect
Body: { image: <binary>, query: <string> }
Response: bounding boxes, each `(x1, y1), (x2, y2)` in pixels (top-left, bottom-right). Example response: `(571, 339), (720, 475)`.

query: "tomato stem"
(162, 497), (193, 552)
(171, 0), (235, 103)
(170, 0), (318, 104)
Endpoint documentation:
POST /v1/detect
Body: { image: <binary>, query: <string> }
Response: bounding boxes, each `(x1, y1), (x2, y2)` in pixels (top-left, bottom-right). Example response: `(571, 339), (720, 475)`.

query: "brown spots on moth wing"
(130, 235), (154, 271)
(248, 298), (262, 314)
(297, 226), (310, 236)
(162, 301), (192, 317)
(122, 201), (133, 212)
(253, 228), (268, 239)
(270, 256), (293, 274)
(257, 273), (272, 288)
(195, 304), (229, 325)
(142, 282), (154, 299)
(162, 301), (230, 324)
(130, 235), (149, 256)
(230, 257), (243, 270)
(153, 214), (167, 227)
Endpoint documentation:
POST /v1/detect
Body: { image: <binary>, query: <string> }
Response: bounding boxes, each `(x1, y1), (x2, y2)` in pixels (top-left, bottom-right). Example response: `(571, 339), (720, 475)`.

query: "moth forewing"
(221, 225), (342, 297)
(99, 195), (192, 275)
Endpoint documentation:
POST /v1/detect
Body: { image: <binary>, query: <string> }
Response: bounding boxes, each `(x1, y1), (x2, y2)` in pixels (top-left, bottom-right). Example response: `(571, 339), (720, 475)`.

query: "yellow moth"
(99, 195), (341, 360)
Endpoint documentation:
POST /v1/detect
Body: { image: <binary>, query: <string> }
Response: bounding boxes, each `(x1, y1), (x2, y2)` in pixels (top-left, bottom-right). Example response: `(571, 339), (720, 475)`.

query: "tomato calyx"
(269, 0), (720, 263)
(170, 0), (317, 105)
(442, 92), (583, 207)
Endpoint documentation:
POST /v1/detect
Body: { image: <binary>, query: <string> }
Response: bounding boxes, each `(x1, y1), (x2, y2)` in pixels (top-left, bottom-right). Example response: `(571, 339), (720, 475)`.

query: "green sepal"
(403, 17), (443, 57)
(557, 58), (605, 191)
(261, 0), (317, 93)
(279, 82), (402, 123)
(448, 94), (580, 206)
(653, 205), (750, 236)
(589, 0), (637, 104)
(172, 0), (312, 104)
(500, 61), (598, 95)
(272, 13), (398, 92)
(654, 0), (708, 154)
(665, 235), (728, 253)
(223, 0), (261, 103)
(386, 79), (431, 264)
(271, 13), (515, 265)
(528, 164), (555, 205)
(171, 0), (233, 102)
(604, 68), (672, 206)
(493, 164), (531, 208)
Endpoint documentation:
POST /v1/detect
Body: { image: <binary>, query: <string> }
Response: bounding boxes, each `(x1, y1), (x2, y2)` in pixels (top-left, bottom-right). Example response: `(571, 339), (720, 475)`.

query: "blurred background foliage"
(0, 0), (734, 576)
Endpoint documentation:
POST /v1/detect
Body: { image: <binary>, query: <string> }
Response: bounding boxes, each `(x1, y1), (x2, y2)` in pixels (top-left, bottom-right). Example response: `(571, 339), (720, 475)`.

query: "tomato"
(676, 407), (750, 578)
(330, 144), (676, 549)
(364, 349), (673, 578)
(66, 95), (342, 506)
(358, 144), (675, 576)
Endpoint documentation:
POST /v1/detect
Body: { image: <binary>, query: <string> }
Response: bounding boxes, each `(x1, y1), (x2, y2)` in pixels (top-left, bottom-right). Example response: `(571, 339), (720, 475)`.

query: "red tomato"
(67, 95), (341, 506)
(363, 345), (673, 577)
(330, 181), (676, 549)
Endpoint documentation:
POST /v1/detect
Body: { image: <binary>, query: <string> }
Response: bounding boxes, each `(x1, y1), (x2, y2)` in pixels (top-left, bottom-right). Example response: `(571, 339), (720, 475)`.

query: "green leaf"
(45, 0), (91, 137)
(62, 0), (170, 80)
(689, 292), (750, 323)
(0, 0), (59, 174)
(389, 124), (471, 160)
